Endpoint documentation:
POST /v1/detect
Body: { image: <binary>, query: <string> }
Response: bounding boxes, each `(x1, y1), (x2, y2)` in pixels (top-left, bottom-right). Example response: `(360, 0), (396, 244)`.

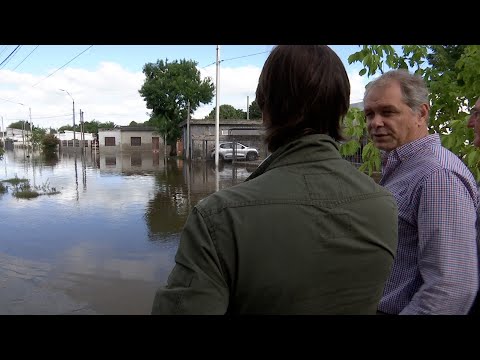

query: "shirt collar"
(385, 133), (440, 162)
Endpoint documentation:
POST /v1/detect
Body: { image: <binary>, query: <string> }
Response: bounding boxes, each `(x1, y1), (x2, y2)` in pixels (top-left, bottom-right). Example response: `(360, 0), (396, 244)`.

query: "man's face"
(364, 82), (428, 152)
(467, 98), (480, 147)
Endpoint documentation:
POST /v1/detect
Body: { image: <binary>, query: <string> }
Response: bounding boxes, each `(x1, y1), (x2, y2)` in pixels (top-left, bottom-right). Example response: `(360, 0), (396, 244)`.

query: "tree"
(41, 133), (60, 153)
(97, 121), (116, 130)
(204, 104), (245, 119)
(30, 127), (46, 149)
(58, 125), (73, 132)
(58, 120), (117, 134)
(342, 45), (480, 179)
(139, 58), (215, 156)
(8, 120), (31, 131)
(248, 100), (262, 119)
(129, 121), (139, 127)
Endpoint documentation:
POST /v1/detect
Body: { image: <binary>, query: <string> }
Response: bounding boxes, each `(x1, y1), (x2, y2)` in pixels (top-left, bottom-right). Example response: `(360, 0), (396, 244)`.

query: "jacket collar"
(246, 134), (341, 182)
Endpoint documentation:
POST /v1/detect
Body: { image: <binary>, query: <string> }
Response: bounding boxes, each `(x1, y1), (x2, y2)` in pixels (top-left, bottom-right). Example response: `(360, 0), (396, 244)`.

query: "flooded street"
(0, 148), (257, 314)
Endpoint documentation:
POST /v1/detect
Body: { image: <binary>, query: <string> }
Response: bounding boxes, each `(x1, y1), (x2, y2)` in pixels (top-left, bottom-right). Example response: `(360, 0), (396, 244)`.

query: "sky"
(0, 45), (385, 130)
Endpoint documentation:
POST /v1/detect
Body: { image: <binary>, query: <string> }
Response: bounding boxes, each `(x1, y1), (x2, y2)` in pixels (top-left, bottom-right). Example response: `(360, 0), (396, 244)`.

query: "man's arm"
(400, 169), (478, 315)
(151, 207), (229, 314)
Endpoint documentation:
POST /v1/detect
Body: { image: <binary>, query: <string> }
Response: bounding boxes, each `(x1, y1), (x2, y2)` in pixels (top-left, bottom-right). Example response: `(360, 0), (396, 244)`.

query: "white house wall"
(98, 130), (121, 150)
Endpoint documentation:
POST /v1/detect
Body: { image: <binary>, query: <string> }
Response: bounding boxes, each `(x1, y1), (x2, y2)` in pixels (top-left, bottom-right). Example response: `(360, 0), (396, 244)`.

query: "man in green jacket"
(151, 45), (398, 315)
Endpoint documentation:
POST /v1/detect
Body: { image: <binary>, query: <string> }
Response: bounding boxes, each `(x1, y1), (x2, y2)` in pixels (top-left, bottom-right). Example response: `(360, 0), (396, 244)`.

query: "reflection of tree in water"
(145, 159), (259, 242)
(145, 160), (190, 242)
(42, 152), (59, 166)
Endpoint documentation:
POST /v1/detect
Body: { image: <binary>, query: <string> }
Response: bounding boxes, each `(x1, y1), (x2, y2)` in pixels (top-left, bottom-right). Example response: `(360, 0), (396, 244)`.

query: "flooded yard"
(0, 148), (256, 314)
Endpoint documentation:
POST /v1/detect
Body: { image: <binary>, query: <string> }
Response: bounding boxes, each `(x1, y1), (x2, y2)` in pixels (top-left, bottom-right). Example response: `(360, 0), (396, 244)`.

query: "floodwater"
(0, 148), (257, 314)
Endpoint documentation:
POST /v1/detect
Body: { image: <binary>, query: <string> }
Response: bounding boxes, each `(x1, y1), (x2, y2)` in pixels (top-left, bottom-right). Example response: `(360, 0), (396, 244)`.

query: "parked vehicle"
(210, 142), (259, 161)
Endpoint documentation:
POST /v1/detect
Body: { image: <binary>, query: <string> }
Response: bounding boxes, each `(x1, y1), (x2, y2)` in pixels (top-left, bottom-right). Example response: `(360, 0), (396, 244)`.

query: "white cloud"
(194, 65), (261, 119)
(0, 62), (148, 130)
(0, 62), (369, 131)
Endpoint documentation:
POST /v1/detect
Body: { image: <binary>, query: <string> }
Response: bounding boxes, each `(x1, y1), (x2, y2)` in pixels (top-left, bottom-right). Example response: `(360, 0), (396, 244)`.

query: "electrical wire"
(31, 45), (93, 87)
(200, 49), (271, 68)
(11, 45), (39, 71)
(0, 45), (22, 69)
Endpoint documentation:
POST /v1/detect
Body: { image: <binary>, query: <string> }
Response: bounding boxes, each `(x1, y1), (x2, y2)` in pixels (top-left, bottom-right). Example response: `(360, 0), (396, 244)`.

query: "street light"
(59, 89), (76, 143)
(17, 102), (31, 149)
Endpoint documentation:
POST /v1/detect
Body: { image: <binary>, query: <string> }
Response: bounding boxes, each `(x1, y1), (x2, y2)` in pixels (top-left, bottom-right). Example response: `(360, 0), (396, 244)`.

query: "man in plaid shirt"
(467, 96), (480, 315)
(364, 70), (479, 315)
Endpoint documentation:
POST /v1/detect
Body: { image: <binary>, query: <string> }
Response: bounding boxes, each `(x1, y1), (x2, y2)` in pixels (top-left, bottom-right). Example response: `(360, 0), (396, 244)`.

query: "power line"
(0, 45), (8, 58)
(0, 45), (21, 69)
(31, 45), (93, 88)
(32, 113), (72, 119)
(200, 50), (271, 68)
(0, 96), (24, 105)
(11, 45), (39, 71)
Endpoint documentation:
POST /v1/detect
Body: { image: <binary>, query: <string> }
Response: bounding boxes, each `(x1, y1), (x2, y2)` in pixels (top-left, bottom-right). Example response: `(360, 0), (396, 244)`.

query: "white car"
(210, 142), (259, 161)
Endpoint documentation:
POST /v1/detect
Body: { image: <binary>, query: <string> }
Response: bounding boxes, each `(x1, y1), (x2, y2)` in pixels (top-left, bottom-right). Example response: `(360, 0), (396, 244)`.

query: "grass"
(1, 177), (62, 199)
(13, 190), (40, 199)
(2, 175), (29, 186)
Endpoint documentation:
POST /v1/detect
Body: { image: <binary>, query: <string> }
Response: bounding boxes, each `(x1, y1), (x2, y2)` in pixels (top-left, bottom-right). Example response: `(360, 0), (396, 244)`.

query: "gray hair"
(364, 69), (429, 120)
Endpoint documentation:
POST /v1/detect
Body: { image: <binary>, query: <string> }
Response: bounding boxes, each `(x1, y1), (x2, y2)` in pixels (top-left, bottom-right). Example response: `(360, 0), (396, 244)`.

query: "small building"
(98, 126), (166, 152)
(58, 130), (96, 149)
(178, 119), (266, 160)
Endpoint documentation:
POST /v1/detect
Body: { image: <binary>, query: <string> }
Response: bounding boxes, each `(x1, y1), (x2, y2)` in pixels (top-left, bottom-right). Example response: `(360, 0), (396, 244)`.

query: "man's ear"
(418, 103), (430, 125)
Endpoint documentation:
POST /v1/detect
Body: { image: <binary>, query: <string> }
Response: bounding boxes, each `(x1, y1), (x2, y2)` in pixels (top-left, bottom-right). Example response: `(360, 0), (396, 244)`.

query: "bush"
(41, 134), (60, 152)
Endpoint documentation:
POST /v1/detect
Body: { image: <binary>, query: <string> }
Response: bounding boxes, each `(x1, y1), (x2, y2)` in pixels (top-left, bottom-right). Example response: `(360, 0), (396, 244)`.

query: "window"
(105, 156), (116, 166)
(131, 154), (142, 167)
(131, 137), (141, 146)
(105, 137), (116, 146)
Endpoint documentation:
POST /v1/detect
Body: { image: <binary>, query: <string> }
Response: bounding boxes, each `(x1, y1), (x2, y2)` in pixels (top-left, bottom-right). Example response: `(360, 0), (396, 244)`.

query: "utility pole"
(29, 107), (32, 152)
(186, 101), (190, 160)
(80, 110), (85, 150)
(164, 132), (167, 161)
(59, 89), (76, 147)
(215, 45), (220, 167)
(22, 120), (25, 147)
(73, 99), (76, 145)
(247, 96), (250, 120)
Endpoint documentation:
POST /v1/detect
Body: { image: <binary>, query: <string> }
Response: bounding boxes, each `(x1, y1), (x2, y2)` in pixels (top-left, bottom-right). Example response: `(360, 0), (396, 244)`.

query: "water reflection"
(0, 148), (256, 314)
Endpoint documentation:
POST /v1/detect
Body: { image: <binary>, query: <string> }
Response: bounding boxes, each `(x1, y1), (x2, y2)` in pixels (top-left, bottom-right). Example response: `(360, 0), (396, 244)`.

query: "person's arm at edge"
(151, 206), (230, 315)
(400, 169), (478, 315)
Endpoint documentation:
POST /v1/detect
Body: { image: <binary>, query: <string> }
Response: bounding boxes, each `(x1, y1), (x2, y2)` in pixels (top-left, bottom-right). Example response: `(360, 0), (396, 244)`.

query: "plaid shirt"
(378, 134), (479, 315)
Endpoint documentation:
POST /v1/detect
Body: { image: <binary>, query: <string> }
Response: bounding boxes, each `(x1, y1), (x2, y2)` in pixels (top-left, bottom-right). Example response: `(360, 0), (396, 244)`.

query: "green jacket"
(152, 134), (398, 315)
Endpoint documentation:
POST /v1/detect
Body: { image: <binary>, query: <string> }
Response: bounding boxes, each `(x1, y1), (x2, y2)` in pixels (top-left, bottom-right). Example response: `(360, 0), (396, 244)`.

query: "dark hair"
(256, 45), (350, 152)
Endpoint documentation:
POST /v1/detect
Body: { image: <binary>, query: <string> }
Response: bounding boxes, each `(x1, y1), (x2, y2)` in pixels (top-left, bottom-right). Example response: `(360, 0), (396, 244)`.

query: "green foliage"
(205, 104), (245, 119)
(30, 127), (47, 148)
(7, 120), (31, 131)
(359, 141), (382, 176)
(248, 100), (262, 119)
(5, 178), (60, 199)
(58, 125), (74, 132)
(41, 133), (60, 152)
(58, 120), (118, 134)
(340, 107), (366, 158)
(97, 121), (116, 130)
(129, 121), (138, 126)
(2, 175), (28, 185)
(347, 45), (480, 181)
(0, 181), (6, 193)
(139, 58), (215, 154)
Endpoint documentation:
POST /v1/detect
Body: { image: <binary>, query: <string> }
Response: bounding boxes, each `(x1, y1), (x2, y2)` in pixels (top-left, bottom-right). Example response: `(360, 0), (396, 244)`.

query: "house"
(178, 119), (266, 160)
(98, 126), (166, 152)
